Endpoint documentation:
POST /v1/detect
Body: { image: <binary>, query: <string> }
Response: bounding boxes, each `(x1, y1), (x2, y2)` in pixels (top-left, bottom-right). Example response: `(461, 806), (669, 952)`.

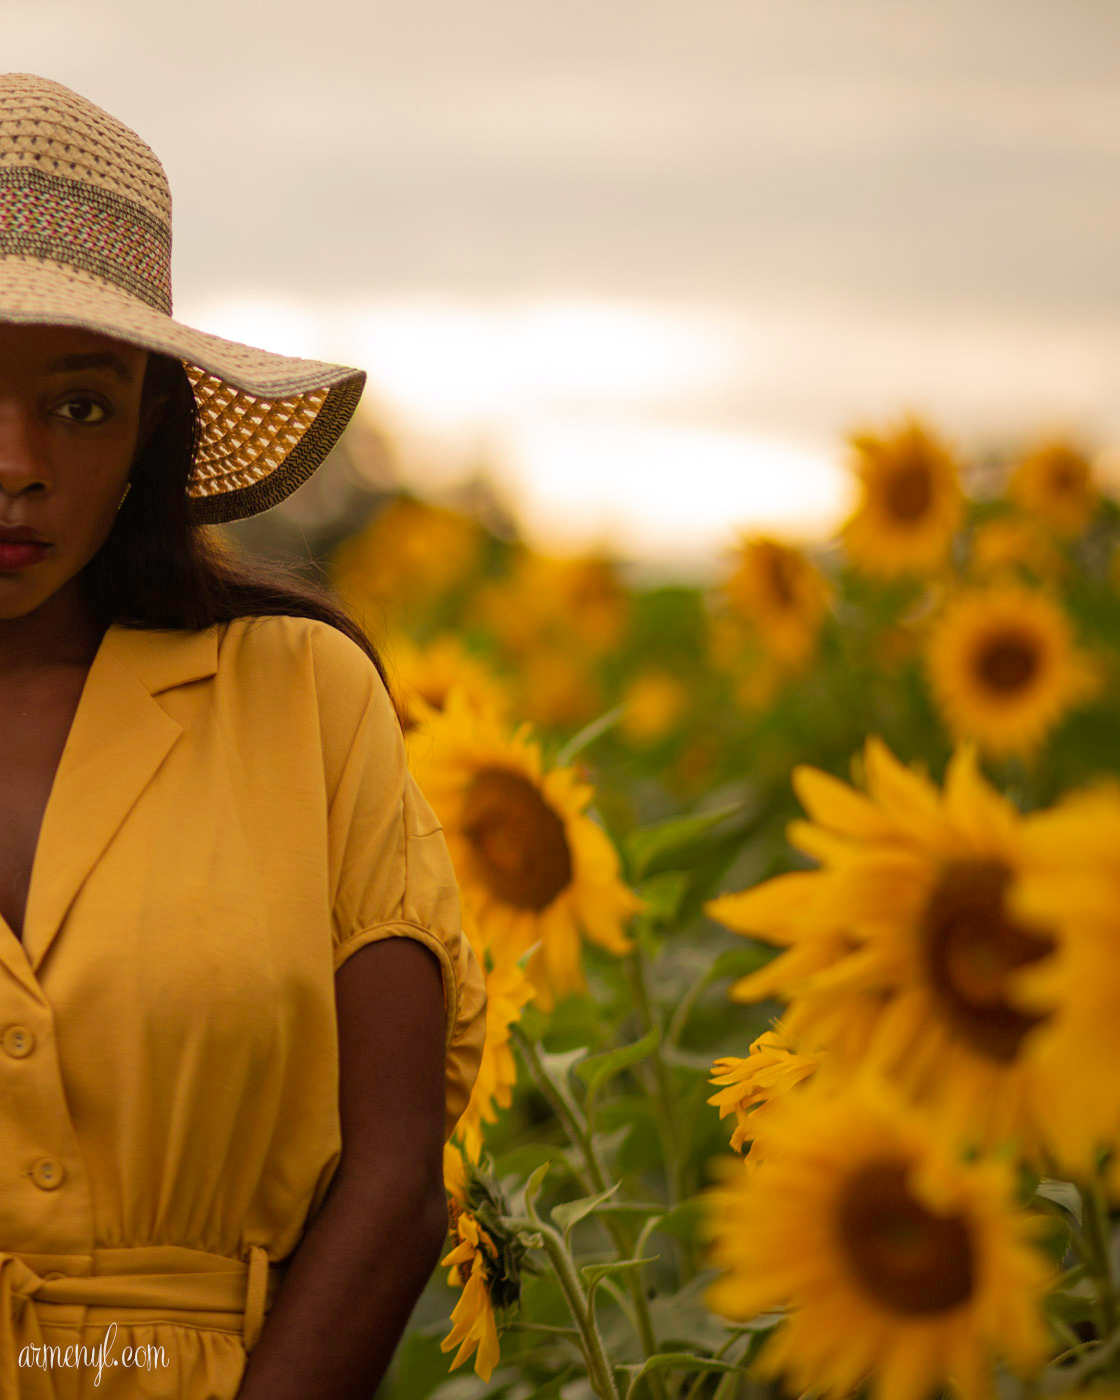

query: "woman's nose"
(0, 402), (48, 495)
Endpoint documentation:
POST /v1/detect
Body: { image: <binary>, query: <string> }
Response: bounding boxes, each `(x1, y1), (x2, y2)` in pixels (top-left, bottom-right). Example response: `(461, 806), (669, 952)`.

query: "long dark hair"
(80, 352), (395, 707)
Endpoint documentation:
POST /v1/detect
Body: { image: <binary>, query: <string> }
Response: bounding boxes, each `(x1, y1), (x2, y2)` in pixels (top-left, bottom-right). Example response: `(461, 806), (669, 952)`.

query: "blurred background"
(10, 0), (1120, 582)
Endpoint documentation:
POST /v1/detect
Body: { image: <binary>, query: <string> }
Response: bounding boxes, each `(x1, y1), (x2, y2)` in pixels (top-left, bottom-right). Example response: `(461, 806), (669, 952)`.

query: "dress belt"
(0, 1243), (282, 1399)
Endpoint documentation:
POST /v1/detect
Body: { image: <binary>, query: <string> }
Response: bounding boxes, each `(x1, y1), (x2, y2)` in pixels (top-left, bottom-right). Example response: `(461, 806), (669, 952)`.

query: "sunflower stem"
(666, 960), (712, 1048)
(627, 951), (698, 1286)
(511, 1026), (597, 1195)
(512, 1025), (669, 1400)
(535, 1221), (620, 1400)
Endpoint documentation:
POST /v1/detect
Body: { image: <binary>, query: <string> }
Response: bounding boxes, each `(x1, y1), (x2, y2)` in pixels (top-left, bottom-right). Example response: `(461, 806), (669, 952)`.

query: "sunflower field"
(327, 417), (1120, 1400)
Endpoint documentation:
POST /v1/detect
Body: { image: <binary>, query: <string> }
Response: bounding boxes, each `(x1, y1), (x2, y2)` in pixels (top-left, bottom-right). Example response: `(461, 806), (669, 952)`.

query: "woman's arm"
(235, 936), (451, 1400)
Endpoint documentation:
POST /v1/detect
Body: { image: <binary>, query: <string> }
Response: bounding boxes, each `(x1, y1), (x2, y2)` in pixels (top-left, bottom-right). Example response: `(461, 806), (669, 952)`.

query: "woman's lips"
(0, 541), (52, 570)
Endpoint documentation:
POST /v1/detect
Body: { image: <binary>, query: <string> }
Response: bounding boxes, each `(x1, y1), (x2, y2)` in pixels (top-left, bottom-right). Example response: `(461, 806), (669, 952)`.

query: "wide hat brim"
(0, 256), (366, 524)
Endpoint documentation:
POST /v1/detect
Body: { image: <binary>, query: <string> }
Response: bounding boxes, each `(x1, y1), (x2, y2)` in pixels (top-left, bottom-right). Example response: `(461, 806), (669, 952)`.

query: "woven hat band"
(0, 165), (171, 314)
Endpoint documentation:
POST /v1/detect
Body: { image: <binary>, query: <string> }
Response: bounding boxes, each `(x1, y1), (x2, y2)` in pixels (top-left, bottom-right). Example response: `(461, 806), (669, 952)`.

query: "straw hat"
(0, 73), (367, 524)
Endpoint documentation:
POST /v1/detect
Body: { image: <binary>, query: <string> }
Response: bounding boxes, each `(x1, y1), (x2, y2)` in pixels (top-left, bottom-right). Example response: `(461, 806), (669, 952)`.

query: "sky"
(7, 0), (1120, 575)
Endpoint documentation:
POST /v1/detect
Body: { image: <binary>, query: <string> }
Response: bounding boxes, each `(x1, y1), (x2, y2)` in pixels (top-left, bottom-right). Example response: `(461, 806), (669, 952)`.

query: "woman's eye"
(55, 395), (110, 425)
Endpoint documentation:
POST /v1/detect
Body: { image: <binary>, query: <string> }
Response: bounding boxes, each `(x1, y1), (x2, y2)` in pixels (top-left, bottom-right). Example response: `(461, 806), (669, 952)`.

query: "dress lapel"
(14, 622), (220, 981)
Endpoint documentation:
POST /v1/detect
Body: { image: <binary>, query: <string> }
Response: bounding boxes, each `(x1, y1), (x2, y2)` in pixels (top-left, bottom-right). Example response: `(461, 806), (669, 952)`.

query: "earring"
(116, 480), (132, 514)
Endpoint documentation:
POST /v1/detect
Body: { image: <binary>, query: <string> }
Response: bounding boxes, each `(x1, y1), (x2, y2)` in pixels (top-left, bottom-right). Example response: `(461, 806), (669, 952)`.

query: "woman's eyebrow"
(45, 351), (136, 383)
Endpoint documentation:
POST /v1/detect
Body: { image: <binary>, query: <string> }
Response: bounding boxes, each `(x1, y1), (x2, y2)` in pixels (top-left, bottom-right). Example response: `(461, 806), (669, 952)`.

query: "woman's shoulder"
(218, 614), (393, 728)
(219, 614), (377, 677)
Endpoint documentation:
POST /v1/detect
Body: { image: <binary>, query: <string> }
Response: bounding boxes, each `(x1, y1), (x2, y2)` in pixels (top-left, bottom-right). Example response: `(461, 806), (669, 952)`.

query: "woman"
(0, 73), (487, 1399)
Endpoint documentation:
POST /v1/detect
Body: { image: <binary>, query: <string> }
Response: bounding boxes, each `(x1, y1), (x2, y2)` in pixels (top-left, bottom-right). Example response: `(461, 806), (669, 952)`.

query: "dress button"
(2, 1025), (34, 1058)
(31, 1158), (65, 1190)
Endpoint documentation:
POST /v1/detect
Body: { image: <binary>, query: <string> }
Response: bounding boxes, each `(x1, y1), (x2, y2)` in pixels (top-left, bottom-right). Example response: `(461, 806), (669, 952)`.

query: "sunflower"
(329, 494), (482, 620)
(389, 632), (511, 729)
(415, 689), (642, 1011)
(512, 645), (604, 730)
(703, 1076), (1052, 1400)
(453, 913), (536, 1163)
(472, 547), (629, 658)
(708, 1026), (821, 1161)
(925, 583), (1099, 757)
(620, 668), (689, 746)
(443, 1139), (469, 1207)
(1005, 782), (1120, 1177)
(706, 872), (887, 1064)
(721, 534), (830, 668)
(440, 1201), (502, 1382)
(708, 737), (1071, 1157)
(841, 418), (964, 578)
(387, 633), (511, 772)
(1009, 441), (1098, 537)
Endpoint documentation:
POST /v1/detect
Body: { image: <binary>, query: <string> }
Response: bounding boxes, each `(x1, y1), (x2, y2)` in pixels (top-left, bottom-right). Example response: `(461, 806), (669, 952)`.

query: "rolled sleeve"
(320, 625), (487, 1142)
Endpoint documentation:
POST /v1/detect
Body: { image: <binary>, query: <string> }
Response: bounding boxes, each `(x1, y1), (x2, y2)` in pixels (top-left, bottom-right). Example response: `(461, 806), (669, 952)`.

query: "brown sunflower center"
(884, 461), (933, 522)
(974, 631), (1040, 694)
(922, 859), (1054, 1063)
(461, 767), (572, 910)
(1047, 456), (1084, 495)
(836, 1160), (974, 1315)
(764, 547), (799, 609)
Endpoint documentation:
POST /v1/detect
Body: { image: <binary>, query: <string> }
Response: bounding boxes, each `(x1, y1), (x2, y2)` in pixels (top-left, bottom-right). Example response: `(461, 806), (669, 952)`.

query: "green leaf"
(532, 1044), (592, 1122)
(494, 1142), (571, 1190)
(586, 1123), (635, 1166)
(513, 1367), (579, 1400)
(551, 1181), (622, 1241)
(1035, 1177), (1083, 1226)
(537, 1045), (591, 1086)
(619, 1352), (745, 1400)
(555, 705), (625, 765)
(582, 1255), (658, 1307)
(624, 803), (743, 882)
(646, 1272), (738, 1354)
(651, 1196), (708, 1244)
(575, 1025), (662, 1100)
(522, 1160), (553, 1225)
(720, 1310), (786, 1333)
(1045, 1283), (1098, 1326)
(705, 944), (779, 982)
(634, 871), (691, 927)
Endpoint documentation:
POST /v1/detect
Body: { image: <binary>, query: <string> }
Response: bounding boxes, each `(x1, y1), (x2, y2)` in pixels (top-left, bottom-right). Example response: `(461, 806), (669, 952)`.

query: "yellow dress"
(0, 614), (487, 1399)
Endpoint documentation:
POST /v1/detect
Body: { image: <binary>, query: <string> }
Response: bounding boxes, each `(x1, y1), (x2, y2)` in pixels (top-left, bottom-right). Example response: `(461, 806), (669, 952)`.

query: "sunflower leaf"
(575, 1025), (662, 1102)
(633, 871), (691, 927)
(624, 803), (743, 882)
(1044, 1282), (1098, 1326)
(551, 1181), (622, 1242)
(513, 1366), (580, 1400)
(705, 944), (780, 983)
(1035, 1178), (1083, 1226)
(650, 1196), (708, 1244)
(554, 705), (626, 766)
(582, 1255), (659, 1309)
(522, 1160), (553, 1226)
(586, 1124), (635, 1170)
(618, 1352), (745, 1400)
(536, 1045), (592, 1088)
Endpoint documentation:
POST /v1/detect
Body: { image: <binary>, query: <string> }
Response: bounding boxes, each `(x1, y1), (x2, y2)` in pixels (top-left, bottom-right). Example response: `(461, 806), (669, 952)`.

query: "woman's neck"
(0, 583), (106, 680)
